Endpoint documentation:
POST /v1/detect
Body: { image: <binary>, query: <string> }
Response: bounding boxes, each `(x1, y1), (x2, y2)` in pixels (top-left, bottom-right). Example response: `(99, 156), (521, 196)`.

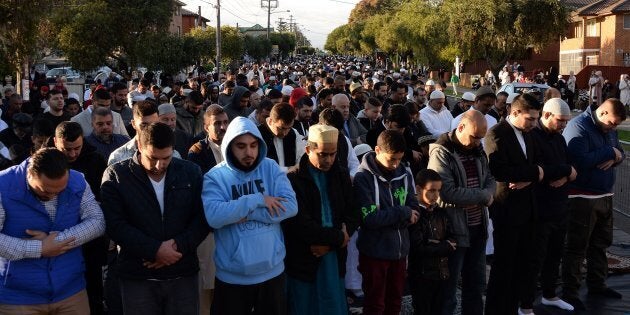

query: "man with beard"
(372, 82), (388, 103)
(176, 91), (205, 138)
(52, 121), (108, 315)
(188, 104), (229, 174)
(71, 89), (129, 138)
(84, 107), (130, 161)
(258, 103), (305, 173)
(110, 83), (132, 128)
(101, 122), (209, 315)
(349, 82), (367, 117)
(223, 86), (252, 122)
(38, 89), (70, 128)
(382, 82), (407, 115)
(292, 96), (314, 137)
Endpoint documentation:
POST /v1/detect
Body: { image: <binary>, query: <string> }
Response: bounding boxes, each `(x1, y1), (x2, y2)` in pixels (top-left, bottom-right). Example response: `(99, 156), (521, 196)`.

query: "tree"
(53, 0), (175, 72)
(244, 36), (271, 61)
(442, 0), (569, 70)
(269, 33), (296, 58)
(0, 0), (51, 93)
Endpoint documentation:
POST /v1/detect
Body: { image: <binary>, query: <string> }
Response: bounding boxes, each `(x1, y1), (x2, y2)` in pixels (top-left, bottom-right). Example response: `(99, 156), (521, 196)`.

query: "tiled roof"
(576, 0), (630, 15)
(562, 0), (598, 11)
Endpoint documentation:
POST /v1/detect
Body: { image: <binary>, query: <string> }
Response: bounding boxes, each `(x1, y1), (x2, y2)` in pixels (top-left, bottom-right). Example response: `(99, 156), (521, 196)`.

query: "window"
(574, 22), (582, 38)
(586, 19), (598, 37)
(624, 14), (630, 29)
(177, 26), (181, 36)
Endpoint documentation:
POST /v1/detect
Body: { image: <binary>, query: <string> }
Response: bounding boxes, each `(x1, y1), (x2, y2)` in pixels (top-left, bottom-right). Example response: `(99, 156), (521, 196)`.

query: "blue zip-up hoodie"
(202, 117), (298, 285)
(563, 105), (625, 194)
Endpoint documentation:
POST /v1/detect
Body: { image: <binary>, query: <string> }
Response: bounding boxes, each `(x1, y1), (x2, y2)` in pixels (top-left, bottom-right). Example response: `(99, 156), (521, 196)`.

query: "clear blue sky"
(184, 0), (360, 49)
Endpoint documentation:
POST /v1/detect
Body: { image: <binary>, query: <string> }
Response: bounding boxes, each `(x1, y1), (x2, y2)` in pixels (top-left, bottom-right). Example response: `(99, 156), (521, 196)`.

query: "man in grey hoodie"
(223, 86), (252, 122)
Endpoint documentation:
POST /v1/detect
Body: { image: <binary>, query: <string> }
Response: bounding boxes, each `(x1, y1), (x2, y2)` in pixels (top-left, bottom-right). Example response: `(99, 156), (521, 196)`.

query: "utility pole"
(197, 6), (201, 28)
(216, 0), (221, 74)
(289, 15), (297, 55)
(261, 0), (278, 39)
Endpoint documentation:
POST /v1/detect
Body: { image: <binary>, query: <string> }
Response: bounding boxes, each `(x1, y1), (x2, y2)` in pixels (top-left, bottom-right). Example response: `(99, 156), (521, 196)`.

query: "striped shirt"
(459, 154), (482, 226)
(0, 182), (105, 261)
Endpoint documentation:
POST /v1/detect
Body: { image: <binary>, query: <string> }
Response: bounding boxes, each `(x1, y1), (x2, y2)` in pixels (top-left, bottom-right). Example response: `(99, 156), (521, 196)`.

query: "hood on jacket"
(359, 151), (407, 180)
(221, 116), (267, 172)
(226, 86), (251, 111)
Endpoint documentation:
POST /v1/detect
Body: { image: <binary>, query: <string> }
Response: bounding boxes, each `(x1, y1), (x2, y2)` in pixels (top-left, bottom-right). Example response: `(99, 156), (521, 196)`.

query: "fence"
(614, 149), (630, 217)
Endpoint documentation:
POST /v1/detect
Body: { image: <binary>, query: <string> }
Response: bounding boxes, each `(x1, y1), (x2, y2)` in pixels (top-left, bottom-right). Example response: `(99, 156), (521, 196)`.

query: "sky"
(183, 0), (361, 49)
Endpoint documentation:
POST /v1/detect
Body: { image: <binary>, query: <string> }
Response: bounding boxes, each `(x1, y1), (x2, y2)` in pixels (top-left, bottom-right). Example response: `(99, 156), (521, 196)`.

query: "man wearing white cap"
(419, 90), (453, 137)
(519, 98), (575, 314)
(451, 92), (476, 118)
(450, 86), (498, 131)
(284, 124), (359, 315)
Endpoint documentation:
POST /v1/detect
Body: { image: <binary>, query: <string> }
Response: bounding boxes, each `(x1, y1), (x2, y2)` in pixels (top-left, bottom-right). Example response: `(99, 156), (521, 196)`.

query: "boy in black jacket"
(408, 169), (456, 315)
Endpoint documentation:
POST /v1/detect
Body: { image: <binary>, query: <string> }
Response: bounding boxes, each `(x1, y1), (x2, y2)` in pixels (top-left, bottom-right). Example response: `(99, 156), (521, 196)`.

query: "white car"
(46, 67), (81, 80)
(498, 83), (550, 104)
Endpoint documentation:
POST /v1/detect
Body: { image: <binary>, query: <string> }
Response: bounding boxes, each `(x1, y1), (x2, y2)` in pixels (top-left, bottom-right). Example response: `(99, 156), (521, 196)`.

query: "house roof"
(174, 0), (187, 7)
(573, 0), (630, 16)
(562, 0), (598, 11)
(181, 8), (210, 22)
(238, 24), (273, 32)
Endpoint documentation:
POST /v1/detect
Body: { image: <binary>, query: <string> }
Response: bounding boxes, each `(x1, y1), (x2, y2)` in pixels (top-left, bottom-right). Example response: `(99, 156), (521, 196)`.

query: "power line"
(325, 0), (358, 4)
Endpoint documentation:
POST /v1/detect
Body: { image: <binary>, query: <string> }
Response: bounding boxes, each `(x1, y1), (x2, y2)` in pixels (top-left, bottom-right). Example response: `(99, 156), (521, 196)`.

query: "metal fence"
(614, 155), (630, 217)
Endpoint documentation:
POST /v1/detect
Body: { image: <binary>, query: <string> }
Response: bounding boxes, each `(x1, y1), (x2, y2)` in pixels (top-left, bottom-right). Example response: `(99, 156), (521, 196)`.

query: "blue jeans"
(442, 225), (486, 315)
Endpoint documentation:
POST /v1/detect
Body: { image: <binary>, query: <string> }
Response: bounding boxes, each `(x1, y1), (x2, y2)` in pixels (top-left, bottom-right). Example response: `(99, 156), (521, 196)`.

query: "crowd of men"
(0, 56), (627, 315)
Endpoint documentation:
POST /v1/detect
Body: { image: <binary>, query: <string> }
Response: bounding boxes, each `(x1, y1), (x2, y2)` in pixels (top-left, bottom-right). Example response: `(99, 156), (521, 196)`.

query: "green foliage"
(244, 36), (272, 61)
(330, 0), (569, 70)
(269, 33), (296, 58)
(52, 0), (175, 72)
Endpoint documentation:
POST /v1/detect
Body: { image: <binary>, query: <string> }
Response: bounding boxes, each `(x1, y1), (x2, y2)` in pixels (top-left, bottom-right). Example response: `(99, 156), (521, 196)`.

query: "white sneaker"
(541, 297), (574, 311)
(518, 308), (535, 315)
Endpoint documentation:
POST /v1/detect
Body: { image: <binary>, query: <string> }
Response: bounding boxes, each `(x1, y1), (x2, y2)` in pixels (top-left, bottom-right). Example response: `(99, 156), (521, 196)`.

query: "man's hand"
(509, 182), (531, 190)
(263, 196), (286, 217)
(613, 147), (623, 163)
(568, 166), (577, 181)
(409, 210), (420, 224)
(310, 245), (331, 258)
(486, 195), (494, 207)
(341, 223), (350, 248)
(155, 239), (182, 266)
(143, 260), (167, 269)
(412, 150), (421, 162)
(446, 240), (457, 251)
(549, 177), (568, 188)
(537, 166), (545, 182)
(25, 229), (47, 240)
(597, 160), (615, 171)
(286, 165), (299, 173)
(41, 232), (76, 257)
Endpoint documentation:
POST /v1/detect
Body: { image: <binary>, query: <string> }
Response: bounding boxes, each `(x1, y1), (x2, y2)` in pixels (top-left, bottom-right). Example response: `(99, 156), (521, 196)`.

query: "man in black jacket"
(284, 124), (359, 315)
(484, 93), (544, 315)
(52, 121), (108, 315)
(520, 98), (576, 313)
(101, 122), (210, 315)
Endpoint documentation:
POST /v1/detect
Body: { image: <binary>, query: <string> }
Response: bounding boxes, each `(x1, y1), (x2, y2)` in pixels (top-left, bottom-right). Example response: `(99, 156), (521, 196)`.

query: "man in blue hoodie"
(202, 116), (298, 315)
(561, 98), (627, 310)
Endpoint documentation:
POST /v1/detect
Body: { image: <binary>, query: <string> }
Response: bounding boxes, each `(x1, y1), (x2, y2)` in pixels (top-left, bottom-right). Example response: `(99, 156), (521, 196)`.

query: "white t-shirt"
(149, 176), (166, 214)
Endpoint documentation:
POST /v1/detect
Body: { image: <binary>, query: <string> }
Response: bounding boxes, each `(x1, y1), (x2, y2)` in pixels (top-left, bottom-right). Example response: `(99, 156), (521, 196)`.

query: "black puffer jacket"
(100, 153), (210, 280)
(283, 155), (360, 282)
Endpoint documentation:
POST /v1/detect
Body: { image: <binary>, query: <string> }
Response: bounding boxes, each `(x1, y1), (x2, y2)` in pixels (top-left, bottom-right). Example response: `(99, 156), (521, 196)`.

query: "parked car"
(498, 82), (550, 104)
(46, 67), (81, 81)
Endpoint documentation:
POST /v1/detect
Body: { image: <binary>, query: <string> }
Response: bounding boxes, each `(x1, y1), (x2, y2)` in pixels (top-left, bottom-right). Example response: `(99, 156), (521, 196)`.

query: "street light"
(267, 9), (290, 39)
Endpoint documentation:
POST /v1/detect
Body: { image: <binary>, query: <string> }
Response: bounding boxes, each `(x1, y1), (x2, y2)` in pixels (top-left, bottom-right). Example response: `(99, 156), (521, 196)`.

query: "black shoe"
(588, 287), (622, 299)
(562, 296), (586, 311)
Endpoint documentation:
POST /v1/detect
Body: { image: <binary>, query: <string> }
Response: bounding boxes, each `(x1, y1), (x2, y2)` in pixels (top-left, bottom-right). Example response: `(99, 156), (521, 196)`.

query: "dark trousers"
(442, 225), (486, 315)
(358, 254), (407, 315)
(566, 89), (575, 110)
(410, 277), (446, 315)
(104, 249), (123, 315)
(521, 216), (567, 308)
(485, 220), (535, 315)
(85, 260), (104, 315)
(120, 274), (199, 315)
(562, 196), (613, 298)
(212, 273), (287, 315)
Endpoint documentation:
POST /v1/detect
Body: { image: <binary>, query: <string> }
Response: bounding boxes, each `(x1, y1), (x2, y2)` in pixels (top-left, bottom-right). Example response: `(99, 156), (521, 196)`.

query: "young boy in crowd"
(354, 130), (420, 315)
(408, 169), (456, 315)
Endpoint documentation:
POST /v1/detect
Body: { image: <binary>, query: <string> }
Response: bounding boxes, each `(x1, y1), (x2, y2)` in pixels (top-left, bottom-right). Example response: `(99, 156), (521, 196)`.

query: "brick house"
(560, 0), (630, 75)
